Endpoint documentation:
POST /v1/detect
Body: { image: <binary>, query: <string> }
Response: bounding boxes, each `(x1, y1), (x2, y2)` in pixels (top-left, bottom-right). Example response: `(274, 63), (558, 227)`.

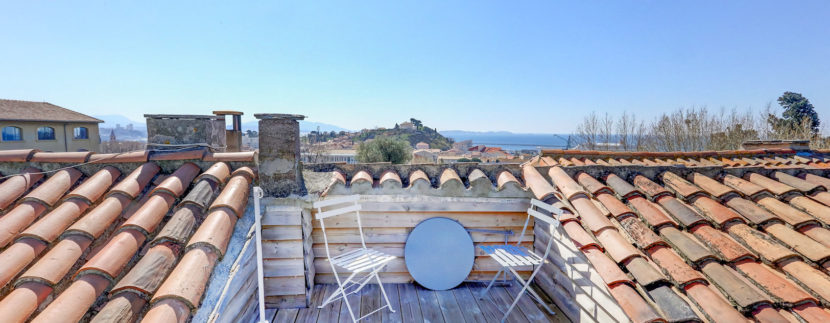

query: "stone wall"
(145, 114), (226, 151)
(256, 114), (306, 197)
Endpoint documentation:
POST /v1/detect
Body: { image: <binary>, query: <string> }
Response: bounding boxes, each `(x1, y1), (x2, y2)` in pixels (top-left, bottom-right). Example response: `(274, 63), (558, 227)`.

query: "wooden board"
(313, 212), (529, 229)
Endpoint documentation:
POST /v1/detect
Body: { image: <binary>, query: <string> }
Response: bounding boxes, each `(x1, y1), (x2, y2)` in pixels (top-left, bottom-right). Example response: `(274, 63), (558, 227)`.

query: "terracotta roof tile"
(20, 199), (90, 243)
(31, 274), (110, 323)
(700, 261), (771, 310)
(195, 162), (231, 185)
(724, 197), (779, 225)
(662, 172), (705, 199)
(0, 167), (43, 211)
(690, 172), (736, 199)
(683, 282), (748, 322)
(108, 163), (161, 199)
(657, 197), (708, 228)
(726, 223), (799, 264)
(548, 167), (587, 200)
(624, 256), (667, 288)
(150, 162), (200, 197)
(0, 282), (52, 323)
(63, 167), (120, 203)
(409, 169), (431, 187)
(780, 259), (830, 305)
(203, 151), (257, 162)
(208, 173), (252, 217)
(619, 216), (665, 250)
(756, 197), (816, 227)
(570, 196), (614, 233)
(380, 170), (402, 187)
(561, 220), (601, 250)
(0, 149), (38, 162)
(628, 196), (677, 228)
(752, 304), (791, 322)
(810, 191), (830, 208)
(119, 193), (177, 236)
(575, 172), (611, 195)
(141, 298), (191, 323)
(792, 302), (830, 321)
(645, 285), (700, 322)
(646, 245), (706, 287)
(607, 283), (664, 323)
(633, 175), (673, 200)
(689, 225), (755, 263)
(186, 208), (238, 258)
(802, 173), (830, 190)
(772, 172), (822, 193)
(90, 291), (146, 323)
(351, 170), (373, 186)
(179, 180), (218, 211)
(78, 229), (146, 280)
(496, 170), (520, 191)
(149, 148), (207, 161)
(152, 245), (219, 309)
(66, 193), (133, 239)
(0, 201), (48, 247)
(660, 227), (716, 265)
(595, 228), (641, 263)
(788, 196), (830, 223)
(112, 243), (179, 295)
(595, 193), (637, 218)
(581, 247), (630, 286)
(746, 172), (799, 196)
(0, 237), (47, 288)
(764, 223), (830, 263)
(21, 168), (83, 207)
(605, 173), (641, 199)
(439, 168), (462, 188)
(734, 259), (815, 305)
(690, 196), (746, 226)
(153, 205), (204, 246)
(723, 174), (770, 198)
(88, 151), (149, 164)
(799, 225), (830, 249)
(19, 235), (92, 286)
(29, 151), (92, 163)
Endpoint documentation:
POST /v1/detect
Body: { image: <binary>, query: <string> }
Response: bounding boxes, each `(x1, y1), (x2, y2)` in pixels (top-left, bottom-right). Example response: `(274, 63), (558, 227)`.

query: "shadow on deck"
(261, 282), (571, 323)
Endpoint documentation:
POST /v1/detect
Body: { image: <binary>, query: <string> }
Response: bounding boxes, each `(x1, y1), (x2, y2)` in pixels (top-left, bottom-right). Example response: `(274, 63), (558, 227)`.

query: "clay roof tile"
(0, 167), (44, 211)
(186, 208), (237, 258)
(64, 166), (121, 204)
(0, 149), (38, 162)
(29, 151), (91, 163)
(745, 173), (799, 196)
(77, 230), (146, 280)
(208, 173), (251, 218)
(88, 151), (149, 164)
(151, 246), (219, 310)
(195, 162), (231, 185)
(22, 168), (83, 207)
(150, 162), (200, 197)
(108, 163), (161, 199)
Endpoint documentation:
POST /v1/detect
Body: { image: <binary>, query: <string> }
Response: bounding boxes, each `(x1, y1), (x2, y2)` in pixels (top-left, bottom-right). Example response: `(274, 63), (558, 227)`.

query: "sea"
(440, 131), (574, 152)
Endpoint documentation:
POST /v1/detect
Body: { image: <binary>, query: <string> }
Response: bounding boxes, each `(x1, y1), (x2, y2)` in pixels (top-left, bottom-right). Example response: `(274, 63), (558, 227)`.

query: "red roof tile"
(607, 283), (664, 323)
(186, 207), (238, 258)
(150, 162), (200, 197)
(151, 246), (219, 309)
(21, 168), (82, 207)
(31, 274), (110, 323)
(0, 149), (38, 162)
(734, 259), (815, 305)
(595, 228), (641, 263)
(0, 167), (43, 210)
(63, 166), (120, 203)
(581, 246), (631, 286)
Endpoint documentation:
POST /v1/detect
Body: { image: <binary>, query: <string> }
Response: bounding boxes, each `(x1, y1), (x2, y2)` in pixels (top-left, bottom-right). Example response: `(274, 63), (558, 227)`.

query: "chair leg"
(481, 268), (504, 299)
(374, 269), (396, 313)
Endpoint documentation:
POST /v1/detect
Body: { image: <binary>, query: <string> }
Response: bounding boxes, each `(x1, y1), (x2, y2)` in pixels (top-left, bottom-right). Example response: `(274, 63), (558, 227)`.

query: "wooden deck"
(262, 282), (570, 323)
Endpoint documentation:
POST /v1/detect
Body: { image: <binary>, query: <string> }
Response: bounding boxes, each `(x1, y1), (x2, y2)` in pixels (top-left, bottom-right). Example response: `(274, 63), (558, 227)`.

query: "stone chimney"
(255, 113), (307, 197)
(742, 140), (810, 151)
(145, 114), (226, 151)
(213, 110), (243, 152)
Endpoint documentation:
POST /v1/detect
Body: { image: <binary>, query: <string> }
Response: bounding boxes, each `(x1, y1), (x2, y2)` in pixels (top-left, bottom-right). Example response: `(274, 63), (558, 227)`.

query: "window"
(37, 126), (55, 140)
(2, 126), (22, 141)
(74, 127), (89, 139)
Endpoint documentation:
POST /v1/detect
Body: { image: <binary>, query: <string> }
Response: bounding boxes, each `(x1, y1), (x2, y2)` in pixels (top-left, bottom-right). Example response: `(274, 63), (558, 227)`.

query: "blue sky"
(1, 1), (828, 133)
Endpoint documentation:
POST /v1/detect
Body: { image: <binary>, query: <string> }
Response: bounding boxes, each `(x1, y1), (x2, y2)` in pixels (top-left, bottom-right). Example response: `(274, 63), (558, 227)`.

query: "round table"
(404, 217), (475, 290)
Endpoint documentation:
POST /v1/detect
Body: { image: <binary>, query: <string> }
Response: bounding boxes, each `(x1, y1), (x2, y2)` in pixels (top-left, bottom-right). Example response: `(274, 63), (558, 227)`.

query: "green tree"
(770, 91), (820, 133)
(356, 136), (412, 164)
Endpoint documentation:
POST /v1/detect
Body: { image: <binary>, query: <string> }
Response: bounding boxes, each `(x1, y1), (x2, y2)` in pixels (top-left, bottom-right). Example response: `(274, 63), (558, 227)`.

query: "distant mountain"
(241, 120), (350, 133)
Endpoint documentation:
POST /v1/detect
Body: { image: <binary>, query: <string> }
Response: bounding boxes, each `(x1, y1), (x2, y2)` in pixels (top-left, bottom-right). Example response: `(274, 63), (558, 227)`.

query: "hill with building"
(353, 118), (454, 150)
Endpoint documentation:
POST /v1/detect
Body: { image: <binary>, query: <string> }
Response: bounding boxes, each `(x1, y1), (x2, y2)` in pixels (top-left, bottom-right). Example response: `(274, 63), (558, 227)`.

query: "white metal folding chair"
(480, 198), (562, 322)
(313, 195), (396, 322)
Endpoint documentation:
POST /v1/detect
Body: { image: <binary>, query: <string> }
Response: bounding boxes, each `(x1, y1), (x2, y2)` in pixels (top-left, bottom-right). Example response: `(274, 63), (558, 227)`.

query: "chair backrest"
(313, 195), (367, 252)
(515, 198), (563, 250)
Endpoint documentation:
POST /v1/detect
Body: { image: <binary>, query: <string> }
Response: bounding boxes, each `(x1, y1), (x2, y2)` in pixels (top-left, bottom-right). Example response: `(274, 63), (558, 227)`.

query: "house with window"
(0, 99), (102, 152)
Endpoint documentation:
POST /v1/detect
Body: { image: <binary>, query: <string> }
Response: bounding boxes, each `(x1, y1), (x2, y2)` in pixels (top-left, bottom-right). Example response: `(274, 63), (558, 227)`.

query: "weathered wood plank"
(467, 283), (505, 323)
(264, 277), (306, 296)
(295, 284), (325, 323)
(315, 197), (530, 213)
(338, 285), (362, 323)
(265, 294), (307, 309)
(313, 212), (529, 229)
(273, 308), (299, 322)
(504, 282), (550, 322)
(317, 284), (342, 323)
(262, 225), (303, 240)
(313, 257), (531, 274)
(312, 227), (532, 244)
(263, 258), (305, 277)
(452, 283), (486, 323)
(261, 240), (304, 258)
(415, 285), (445, 323)
(434, 288), (465, 323)
(490, 286), (530, 323)
(380, 283), (402, 323)
(359, 284), (382, 321)
(399, 283), (424, 323)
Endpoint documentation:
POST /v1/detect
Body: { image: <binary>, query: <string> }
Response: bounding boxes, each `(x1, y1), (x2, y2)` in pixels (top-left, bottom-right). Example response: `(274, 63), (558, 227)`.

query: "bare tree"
(575, 112), (600, 150)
